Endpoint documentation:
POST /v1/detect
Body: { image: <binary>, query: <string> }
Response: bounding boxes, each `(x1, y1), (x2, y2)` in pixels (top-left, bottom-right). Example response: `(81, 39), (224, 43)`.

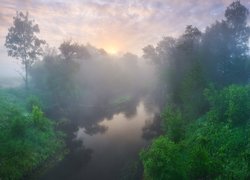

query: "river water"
(40, 100), (161, 180)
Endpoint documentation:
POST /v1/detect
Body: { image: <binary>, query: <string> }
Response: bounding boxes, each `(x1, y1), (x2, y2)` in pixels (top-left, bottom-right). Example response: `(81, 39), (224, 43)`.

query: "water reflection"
(41, 100), (160, 180)
(41, 139), (93, 180)
(76, 102), (152, 148)
(64, 95), (141, 136)
(74, 102), (154, 179)
(142, 113), (163, 140)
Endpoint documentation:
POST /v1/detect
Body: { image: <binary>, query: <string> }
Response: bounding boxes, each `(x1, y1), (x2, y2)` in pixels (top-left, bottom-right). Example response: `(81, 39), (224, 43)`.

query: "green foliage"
(26, 95), (42, 111)
(187, 145), (218, 179)
(187, 121), (250, 179)
(140, 136), (186, 180)
(31, 51), (81, 113)
(0, 90), (65, 180)
(180, 62), (208, 121)
(10, 111), (27, 138)
(141, 85), (250, 179)
(141, 1), (250, 178)
(201, 0), (250, 85)
(141, 121), (250, 179)
(205, 85), (250, 125)
(32, 105), (52, 131)
(161, 106), (185, 142)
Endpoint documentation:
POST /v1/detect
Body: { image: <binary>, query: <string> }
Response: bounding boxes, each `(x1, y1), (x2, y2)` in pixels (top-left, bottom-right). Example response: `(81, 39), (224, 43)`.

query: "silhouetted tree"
(143, 25), (203, 107)
(5, 11), (45, 89)
(178, 25), (202, 54)
(59, 40), (91, 61)
(202, 1), (250, 85)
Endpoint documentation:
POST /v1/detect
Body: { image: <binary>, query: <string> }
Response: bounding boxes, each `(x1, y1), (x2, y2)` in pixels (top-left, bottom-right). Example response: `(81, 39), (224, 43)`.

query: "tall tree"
(143, 26), (203, 107)
(178, 25), (202, 54)
(202, 1), (250, 85)
(5, 11), (45, 89)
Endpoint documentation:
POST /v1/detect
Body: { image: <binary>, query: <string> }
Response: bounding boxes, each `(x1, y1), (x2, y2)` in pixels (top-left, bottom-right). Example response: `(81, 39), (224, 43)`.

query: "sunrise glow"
(105, 46), (118, 54)
(1, 1), (250, 180)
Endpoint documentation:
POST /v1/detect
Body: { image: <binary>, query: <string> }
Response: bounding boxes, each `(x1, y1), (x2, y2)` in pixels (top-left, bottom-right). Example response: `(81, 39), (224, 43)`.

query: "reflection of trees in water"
(42, 94), (161, 179)
(84, 123), (108, 135)
(142, 113), (163, 140)
(41, 139), (92, 180)
(57, 94), (141, 136)
(120, 159), (144, 180)
(143, 95), (160, 114)
(66, 140), (93, 170)
(55, 92), (161, 143)
(115, 96), (139, 119)
(141, 96), (163, 141)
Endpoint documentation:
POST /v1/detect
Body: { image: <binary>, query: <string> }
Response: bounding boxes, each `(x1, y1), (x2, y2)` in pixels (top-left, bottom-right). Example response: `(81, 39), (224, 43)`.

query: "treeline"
(4, 12), (153, 121)
(1, 9), (155, 180)
(140, 1), (250, 179)
(30, 42), (153, 119)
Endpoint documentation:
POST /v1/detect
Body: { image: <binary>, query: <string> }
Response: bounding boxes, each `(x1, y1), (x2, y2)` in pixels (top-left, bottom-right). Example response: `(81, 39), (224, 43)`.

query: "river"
(40, 99), (161, 180)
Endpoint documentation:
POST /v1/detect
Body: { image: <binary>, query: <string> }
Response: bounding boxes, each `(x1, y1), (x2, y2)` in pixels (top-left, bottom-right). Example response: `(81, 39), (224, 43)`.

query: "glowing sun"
(106, 46), (118, 55)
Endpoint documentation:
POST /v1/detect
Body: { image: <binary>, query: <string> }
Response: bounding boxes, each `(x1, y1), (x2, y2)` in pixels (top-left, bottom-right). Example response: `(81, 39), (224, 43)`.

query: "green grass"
(0, 89), (65, 180)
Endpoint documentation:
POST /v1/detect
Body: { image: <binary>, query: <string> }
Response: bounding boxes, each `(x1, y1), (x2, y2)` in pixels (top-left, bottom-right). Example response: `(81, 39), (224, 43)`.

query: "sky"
(0, 0), (250, 77)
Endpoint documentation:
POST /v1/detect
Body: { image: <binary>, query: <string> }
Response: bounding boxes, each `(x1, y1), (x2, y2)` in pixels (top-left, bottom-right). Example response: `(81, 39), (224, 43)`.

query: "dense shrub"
(140, 85), (250, 179)
(0, 90), (65, 180)
(140, 136), (186, 180)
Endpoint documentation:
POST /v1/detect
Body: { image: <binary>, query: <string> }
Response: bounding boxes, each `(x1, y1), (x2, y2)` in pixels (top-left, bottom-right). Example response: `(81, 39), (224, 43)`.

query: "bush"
(10, 114), (27, 138)
(31, 105), (51, 130)
(26, 95), (42, 111)
(205, 85), (250, 126)
(0, 89), (65, 180)
(161, 106), (186, 142)
(140, 136), (186, 180)
(141, 85), (250, 179)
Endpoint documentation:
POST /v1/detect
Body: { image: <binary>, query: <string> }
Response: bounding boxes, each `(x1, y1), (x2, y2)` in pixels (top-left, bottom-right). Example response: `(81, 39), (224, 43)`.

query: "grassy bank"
(0, 88), (66, 180)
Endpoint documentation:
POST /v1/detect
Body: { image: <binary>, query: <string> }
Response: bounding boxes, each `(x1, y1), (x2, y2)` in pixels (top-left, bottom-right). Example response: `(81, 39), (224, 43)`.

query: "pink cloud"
(0, 0), (249, 56)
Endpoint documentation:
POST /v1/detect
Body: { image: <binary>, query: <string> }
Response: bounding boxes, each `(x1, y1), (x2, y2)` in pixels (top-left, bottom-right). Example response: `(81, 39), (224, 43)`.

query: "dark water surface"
(40, 100), (160, 180)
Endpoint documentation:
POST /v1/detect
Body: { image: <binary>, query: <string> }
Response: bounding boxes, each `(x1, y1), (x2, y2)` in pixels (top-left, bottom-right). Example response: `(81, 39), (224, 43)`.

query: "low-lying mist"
(29, 42), (157, 121)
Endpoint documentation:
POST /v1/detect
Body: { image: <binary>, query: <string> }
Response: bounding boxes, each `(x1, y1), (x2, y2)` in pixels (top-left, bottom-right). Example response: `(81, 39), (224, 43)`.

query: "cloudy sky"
(0, 0), (250, 76)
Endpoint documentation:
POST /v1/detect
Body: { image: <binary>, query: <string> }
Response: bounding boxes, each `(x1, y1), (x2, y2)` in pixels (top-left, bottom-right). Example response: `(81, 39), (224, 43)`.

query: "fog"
(1, 1), (250, 180)
(0, 54), (22, 87)
(29, 42), (158, 118)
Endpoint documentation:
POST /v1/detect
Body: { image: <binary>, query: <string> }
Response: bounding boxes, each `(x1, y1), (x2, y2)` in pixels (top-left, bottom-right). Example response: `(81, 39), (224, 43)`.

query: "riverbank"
(0, 88), (66, 180)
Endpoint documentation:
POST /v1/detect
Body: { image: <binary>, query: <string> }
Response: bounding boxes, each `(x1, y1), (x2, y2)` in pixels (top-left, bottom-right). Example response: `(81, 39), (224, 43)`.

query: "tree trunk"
(25, 63), (28, 90)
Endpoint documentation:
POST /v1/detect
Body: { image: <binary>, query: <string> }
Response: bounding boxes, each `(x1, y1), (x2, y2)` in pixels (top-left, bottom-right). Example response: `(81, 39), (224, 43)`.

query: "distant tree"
(59, 40), (90, 61)
(143, 26), (203, 107)
(225, 1), (249, 30)
(143, 37), (176, 66)
(5, 11), (45, 89)
(225, 1), (250, 78)
(143, 45), (158, 64)
(142, 37), (177, 107)
(31, 43), (82, 112)
(178, 25), (202, 54)
(202, 1), (250, 85)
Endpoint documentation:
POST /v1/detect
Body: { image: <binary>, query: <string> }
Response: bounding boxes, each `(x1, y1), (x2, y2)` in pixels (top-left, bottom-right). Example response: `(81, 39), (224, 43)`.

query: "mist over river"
(40, 98), (161, 180)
